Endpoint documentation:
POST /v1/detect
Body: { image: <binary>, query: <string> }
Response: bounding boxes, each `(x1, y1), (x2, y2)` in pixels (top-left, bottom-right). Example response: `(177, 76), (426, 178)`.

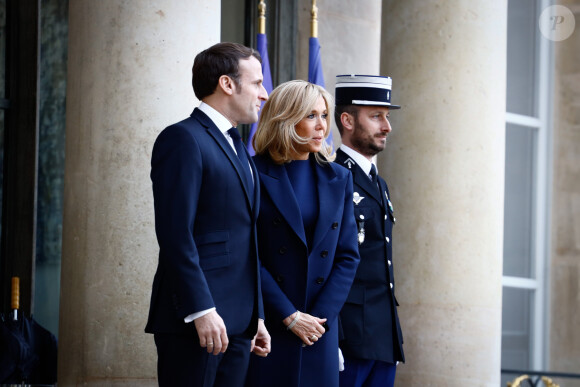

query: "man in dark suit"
(334, 75), (405, 387)
(145, 42), (271, 387)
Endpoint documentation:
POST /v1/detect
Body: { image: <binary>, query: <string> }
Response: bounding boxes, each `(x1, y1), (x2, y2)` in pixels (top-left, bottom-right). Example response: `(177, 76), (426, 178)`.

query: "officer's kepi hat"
(335, 74), (400, 109)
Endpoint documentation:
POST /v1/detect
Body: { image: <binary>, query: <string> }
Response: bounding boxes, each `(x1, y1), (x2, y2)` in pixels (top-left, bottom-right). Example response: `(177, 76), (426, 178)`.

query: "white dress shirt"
(198, 102), (237, 153)
(339, 144), (375, 180)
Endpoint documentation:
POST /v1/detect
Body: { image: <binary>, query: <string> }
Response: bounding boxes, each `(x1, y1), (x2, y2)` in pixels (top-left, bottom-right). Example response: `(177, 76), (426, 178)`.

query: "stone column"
(297, 0), (383, 146)
(379, 1), (507, 385)
(59, 1), (219, 384)
(550, 0), (580, 377)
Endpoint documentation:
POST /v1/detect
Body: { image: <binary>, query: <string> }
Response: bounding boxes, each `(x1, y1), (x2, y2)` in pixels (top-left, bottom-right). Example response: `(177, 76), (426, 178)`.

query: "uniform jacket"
(145, 108), (263, 338)
(335, 148), (404, 364)
(246, 153), (360, 387)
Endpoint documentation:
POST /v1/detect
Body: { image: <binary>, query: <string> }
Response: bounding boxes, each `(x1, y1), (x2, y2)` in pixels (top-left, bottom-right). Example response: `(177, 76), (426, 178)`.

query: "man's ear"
(217, 75), (235, 96)
(340, 112), (355, 132)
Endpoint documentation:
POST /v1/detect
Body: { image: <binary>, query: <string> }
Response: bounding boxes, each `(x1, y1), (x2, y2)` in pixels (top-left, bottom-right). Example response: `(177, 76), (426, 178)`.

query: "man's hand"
(251, 319), (271, 357)
(194, 310), (229, 355)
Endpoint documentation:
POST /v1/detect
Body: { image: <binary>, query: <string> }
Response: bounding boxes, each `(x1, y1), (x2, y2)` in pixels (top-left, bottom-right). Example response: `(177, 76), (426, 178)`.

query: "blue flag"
(247, 33), (273, 156)
(308, 36), (333, 148)
(308, 37), (325, 87)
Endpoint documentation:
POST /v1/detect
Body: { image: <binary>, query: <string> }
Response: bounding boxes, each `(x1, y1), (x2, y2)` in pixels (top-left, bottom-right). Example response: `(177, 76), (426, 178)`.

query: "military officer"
(334, 75), (404, 387)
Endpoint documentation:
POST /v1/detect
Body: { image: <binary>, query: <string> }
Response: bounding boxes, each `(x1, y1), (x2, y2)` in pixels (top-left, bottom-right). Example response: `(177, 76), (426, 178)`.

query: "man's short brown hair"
(192, 42), (261, 100)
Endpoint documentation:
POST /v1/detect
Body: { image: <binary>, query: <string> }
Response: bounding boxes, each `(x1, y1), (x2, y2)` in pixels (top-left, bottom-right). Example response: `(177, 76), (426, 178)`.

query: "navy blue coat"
(335, 148), (404, 364)
(246, 153), (360, 387)
(145, 108), (263, 338)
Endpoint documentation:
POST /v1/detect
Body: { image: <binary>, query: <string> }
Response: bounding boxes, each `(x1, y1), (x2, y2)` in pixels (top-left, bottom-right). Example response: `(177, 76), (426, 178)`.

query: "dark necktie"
(370, 164), (380, 195)
(227, 128), (254, 200)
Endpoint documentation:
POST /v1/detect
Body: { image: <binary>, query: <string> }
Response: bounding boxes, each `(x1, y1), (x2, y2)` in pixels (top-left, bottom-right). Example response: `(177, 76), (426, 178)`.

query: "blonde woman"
(246, 80), (360, 387)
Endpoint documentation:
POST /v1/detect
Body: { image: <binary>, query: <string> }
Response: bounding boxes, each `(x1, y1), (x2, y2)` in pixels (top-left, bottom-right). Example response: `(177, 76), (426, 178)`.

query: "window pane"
(501, 287), (534, 386)
(34, 0), (68, 338)
(220, 0), (248, 137)
(221, 0), (245, 44)
(0, 109), (4, 240)
(506, 0), (538, 116)
(0, 0), (5, 99)
(0, 0), (4, 244)
(503, 124), (536, 278)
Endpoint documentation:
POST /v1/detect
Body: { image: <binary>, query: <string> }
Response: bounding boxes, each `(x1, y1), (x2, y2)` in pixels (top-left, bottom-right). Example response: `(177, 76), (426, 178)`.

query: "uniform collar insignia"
(344, 157), (356, 169)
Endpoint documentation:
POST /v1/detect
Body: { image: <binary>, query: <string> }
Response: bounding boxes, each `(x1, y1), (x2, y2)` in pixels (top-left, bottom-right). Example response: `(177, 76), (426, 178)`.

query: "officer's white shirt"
(339, 144), (375, 180)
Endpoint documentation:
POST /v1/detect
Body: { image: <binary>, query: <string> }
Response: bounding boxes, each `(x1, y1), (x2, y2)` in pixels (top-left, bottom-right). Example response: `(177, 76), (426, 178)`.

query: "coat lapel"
(258, 160), (307, 246)
(311, 160), (341, 251)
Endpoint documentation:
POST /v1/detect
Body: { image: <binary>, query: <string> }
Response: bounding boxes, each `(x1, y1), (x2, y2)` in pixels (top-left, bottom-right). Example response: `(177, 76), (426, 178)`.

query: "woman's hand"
(283, 311), (327, 346)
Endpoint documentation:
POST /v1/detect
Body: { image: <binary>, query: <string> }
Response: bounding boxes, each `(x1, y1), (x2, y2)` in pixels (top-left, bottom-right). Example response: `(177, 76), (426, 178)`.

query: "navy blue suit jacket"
(335, 148), (404, 364)
(145, 108), (263, 338)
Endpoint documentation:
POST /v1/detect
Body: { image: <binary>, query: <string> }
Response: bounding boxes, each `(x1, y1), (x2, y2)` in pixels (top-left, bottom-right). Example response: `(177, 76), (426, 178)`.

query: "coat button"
(332, 222), (339, 229)
(384, 215), (387, 220)
(273, 217), (282, 225)
(388, 260), (392, 266)
(390, 283), (394, 289)
(316, 277), (324, 284)
(385, 236), (390, 243)
(320, 250), (329, 258)
(276, 275), (284, 283)
(279, 246), (287, 254)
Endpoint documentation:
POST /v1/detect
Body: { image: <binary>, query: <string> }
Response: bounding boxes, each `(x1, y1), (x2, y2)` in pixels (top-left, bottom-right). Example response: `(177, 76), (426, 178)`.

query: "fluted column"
(379, 1), (507, 385)
(59, 1), (219, 384)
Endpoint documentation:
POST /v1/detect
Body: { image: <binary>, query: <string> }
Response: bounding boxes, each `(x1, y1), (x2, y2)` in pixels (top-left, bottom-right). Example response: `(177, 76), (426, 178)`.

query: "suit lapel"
(192, 109), (254, 208)
(258, 161), (307, 246)
(249, 157), (260, 219)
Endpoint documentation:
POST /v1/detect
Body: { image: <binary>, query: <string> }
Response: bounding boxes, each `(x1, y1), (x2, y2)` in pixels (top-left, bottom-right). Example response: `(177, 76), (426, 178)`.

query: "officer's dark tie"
(228, 127), (254, 200)
(370, 164), (380, 195)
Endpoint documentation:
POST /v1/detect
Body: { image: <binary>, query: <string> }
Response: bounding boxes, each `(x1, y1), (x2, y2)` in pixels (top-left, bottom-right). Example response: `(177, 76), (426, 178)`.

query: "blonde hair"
(253, 80), (335, 164)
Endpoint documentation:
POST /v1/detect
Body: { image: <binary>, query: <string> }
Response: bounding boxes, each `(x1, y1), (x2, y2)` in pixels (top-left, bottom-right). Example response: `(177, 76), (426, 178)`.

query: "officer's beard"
(350, 120), (386, 158)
